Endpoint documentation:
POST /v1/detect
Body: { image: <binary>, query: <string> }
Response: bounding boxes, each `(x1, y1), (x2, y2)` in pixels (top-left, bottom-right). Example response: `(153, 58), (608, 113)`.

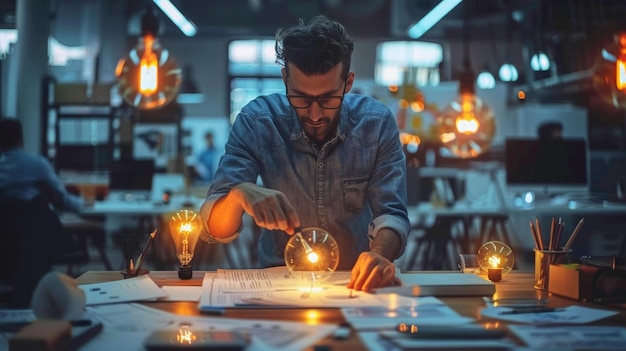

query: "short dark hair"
(0, 118), (23, 149)
(275, 15), (354, 79)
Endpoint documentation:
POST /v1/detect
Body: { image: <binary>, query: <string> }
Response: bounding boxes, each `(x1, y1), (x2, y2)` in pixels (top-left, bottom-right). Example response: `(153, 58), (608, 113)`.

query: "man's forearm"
(207, 188), (245, 239)
(369, 228), (402, 261)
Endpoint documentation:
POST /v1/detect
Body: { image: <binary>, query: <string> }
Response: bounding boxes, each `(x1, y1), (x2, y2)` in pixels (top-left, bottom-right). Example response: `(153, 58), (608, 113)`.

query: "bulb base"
(178, 265), (192, 280)
(487, 268), (503, 282)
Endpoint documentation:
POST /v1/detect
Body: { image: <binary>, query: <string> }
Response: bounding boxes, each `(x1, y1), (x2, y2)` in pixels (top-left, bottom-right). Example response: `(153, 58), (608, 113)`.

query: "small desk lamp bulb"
(168, 209), (202, 279)
(284, 227), (340, 282)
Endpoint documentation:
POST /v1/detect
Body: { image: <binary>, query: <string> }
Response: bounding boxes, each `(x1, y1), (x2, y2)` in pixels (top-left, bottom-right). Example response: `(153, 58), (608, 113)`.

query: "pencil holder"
(534, 249), (571, 290)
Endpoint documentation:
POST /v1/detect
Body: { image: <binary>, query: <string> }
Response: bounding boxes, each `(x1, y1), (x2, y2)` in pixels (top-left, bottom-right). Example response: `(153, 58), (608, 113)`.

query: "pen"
(500, 307), (560, 315)
(135, 229), (157, 274)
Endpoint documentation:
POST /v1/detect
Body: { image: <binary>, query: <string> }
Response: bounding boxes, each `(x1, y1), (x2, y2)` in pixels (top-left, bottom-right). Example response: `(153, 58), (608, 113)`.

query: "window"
(375, 41), (443, 87)
(228, 39), (282, 123)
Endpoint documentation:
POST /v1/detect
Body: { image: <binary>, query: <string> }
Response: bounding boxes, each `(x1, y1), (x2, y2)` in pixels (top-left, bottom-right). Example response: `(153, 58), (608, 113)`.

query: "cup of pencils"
(530, 216), (584, 290)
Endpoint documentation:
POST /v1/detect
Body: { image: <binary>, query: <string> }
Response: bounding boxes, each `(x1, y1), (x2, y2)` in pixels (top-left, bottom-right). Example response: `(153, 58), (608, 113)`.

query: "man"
(199, 15), (410, 292)
(0, 118), (83, 211)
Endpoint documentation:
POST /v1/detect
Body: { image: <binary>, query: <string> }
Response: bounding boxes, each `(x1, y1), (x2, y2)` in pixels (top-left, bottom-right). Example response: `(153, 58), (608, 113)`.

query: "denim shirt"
(0, 148), (83, 212)
(200, 93), (410, 270)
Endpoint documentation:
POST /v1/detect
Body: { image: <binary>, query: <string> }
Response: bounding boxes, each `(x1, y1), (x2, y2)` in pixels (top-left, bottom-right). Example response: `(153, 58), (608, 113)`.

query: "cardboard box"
(548, 264), (597, 301)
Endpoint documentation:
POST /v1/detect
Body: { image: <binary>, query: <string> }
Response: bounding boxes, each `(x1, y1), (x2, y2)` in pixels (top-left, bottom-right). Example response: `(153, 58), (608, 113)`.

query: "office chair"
(0, 195), (88, 308)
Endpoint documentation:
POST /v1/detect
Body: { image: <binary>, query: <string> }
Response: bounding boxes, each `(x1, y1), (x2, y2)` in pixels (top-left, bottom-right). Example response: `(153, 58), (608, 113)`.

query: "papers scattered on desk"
(481, 305), (619, 324)
(374, 271), (495, 297)
(342, 296), (473, 330)
(82, 302), (336, 351)
(79, 275), (166, 305)
(198, 266), (417, 309)
(509, 325), (626, 350)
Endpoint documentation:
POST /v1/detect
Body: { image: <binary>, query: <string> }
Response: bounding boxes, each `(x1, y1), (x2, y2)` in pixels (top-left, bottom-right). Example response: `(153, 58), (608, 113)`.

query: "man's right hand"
(232, 183), (300, 234)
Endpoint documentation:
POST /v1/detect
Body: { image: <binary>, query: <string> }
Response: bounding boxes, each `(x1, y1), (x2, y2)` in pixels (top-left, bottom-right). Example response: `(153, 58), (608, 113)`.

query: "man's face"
(283, 63), (354, 145)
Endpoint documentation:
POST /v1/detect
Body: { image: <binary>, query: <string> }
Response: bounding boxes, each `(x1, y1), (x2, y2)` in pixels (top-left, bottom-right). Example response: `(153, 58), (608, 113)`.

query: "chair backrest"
(0, 195), (66, 307)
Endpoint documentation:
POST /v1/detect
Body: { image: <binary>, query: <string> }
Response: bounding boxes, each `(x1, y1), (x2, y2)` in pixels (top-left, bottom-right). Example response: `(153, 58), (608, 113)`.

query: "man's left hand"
(347, 251), (399, 292)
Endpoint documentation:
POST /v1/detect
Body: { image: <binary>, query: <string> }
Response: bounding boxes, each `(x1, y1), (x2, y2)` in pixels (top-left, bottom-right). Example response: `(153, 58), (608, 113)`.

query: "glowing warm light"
(398, 99), (409, 109)
(115, 9), (181, 110)
(477, 241), (515, 275)
(488, 255), (501, 269)
(176, 327), (196, 344)
(517, 90), (526, 100)
(305, 310), (321, 325)
(436, 93), (495, 158)
(617, 58), (626, 90)
(593, 31), (626, 109)
(411, 100), (425, 112)
(307, 251), (319, 263)
(139, 35), (158, 95)
(388, 85), (399, 93)
(169, 209), (202, 279)
(284, 227), (340, 282)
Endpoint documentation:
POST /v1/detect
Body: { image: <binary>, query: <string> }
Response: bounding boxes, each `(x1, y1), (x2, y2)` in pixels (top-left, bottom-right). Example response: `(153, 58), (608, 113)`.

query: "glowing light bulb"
(477, 241), (515, 282)
(168, 209), (202, 279)
(284, 227), (340, 282)
(436, 93), (495, 158)
(115, 8), (181, 110)
(593, 31), (626, 109)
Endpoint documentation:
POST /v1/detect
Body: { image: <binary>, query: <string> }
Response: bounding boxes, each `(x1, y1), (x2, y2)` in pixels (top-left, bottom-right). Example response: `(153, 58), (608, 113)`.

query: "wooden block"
(9, 320), (71, 351)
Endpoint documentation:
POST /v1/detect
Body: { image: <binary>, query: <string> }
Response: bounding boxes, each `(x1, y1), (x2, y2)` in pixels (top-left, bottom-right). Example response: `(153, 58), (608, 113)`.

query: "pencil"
(529, 220), (542, 250)
(549, 216), (555, 251)
(554, 217), (564, 250)
(535, 217), (543, 249)
(563, 217), (584, 251)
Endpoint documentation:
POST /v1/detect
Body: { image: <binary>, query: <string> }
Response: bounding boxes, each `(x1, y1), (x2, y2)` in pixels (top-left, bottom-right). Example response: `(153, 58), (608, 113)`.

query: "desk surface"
(76, 270), (626, 351)
(79, 193), (204, 215)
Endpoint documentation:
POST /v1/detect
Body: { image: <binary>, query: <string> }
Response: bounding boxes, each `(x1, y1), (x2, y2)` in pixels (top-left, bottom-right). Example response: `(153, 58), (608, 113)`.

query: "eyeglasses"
(286, 79), (347, 110)
(286, 95), (344, 109)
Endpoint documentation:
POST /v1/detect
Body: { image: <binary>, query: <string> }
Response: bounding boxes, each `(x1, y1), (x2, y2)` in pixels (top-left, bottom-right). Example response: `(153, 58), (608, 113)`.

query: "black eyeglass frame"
(285, 79), (348, 110)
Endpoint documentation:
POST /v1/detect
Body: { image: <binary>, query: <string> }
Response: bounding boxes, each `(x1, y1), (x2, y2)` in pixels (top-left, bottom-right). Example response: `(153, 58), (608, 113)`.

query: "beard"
(299, 114), (339, 145)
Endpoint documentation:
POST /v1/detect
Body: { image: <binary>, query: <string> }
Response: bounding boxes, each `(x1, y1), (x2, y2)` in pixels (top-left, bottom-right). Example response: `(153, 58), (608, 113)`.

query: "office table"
(406, 200), (626, 271)
(76, 270), (626, 351)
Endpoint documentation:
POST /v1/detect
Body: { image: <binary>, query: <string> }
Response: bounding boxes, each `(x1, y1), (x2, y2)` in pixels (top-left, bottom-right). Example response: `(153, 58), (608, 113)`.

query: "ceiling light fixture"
(407, 0), (463, 39)
(436, 0), (495, 159)
(152, 0), (197, 37)
(115, 5), (182, 110)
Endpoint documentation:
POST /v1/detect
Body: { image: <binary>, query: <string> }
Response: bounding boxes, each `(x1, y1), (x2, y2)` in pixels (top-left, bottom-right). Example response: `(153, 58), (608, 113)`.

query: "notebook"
(374, 272), (495, 297)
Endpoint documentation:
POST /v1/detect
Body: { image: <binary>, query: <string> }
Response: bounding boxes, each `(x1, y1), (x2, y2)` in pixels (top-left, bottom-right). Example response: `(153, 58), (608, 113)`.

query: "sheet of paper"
(79, 275), (167, 305)
(509, 325), (626, 350)
(357, 331), (517, 350)
(481, 305), (619, 324)
(342, 296), (474, 330)
(81, 302), (336, 351)
(161, 286), (201, 301)
(215, 267), (351, 292)
(200, 271), (420, 308)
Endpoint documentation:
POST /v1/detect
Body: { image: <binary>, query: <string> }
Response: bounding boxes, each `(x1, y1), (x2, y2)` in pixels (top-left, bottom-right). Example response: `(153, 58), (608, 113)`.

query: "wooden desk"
(76, 270), (626, 351)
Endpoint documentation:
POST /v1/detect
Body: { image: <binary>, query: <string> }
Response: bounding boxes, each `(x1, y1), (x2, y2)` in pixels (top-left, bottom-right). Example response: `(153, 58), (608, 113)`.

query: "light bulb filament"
(617, 58), (626, 90)
(489, 255), (501, 269)
(139, 35), (158, 95)
(307, 251), (319, 263)
(176, 328), (195, 344)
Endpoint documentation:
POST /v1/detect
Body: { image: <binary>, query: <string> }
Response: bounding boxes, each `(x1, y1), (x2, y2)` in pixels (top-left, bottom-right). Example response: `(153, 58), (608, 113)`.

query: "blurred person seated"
(0, 118), (86, 308)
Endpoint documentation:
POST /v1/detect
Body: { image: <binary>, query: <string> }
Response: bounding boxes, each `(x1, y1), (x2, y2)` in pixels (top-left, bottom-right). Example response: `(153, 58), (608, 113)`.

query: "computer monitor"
(55, 145), (111, 172)
(108, 159), (155, 192)
(505, 138), (589, 197)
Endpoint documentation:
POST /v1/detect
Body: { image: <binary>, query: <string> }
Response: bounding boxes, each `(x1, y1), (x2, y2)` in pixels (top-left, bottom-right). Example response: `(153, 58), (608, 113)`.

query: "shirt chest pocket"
(343, 179), (368, 214)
